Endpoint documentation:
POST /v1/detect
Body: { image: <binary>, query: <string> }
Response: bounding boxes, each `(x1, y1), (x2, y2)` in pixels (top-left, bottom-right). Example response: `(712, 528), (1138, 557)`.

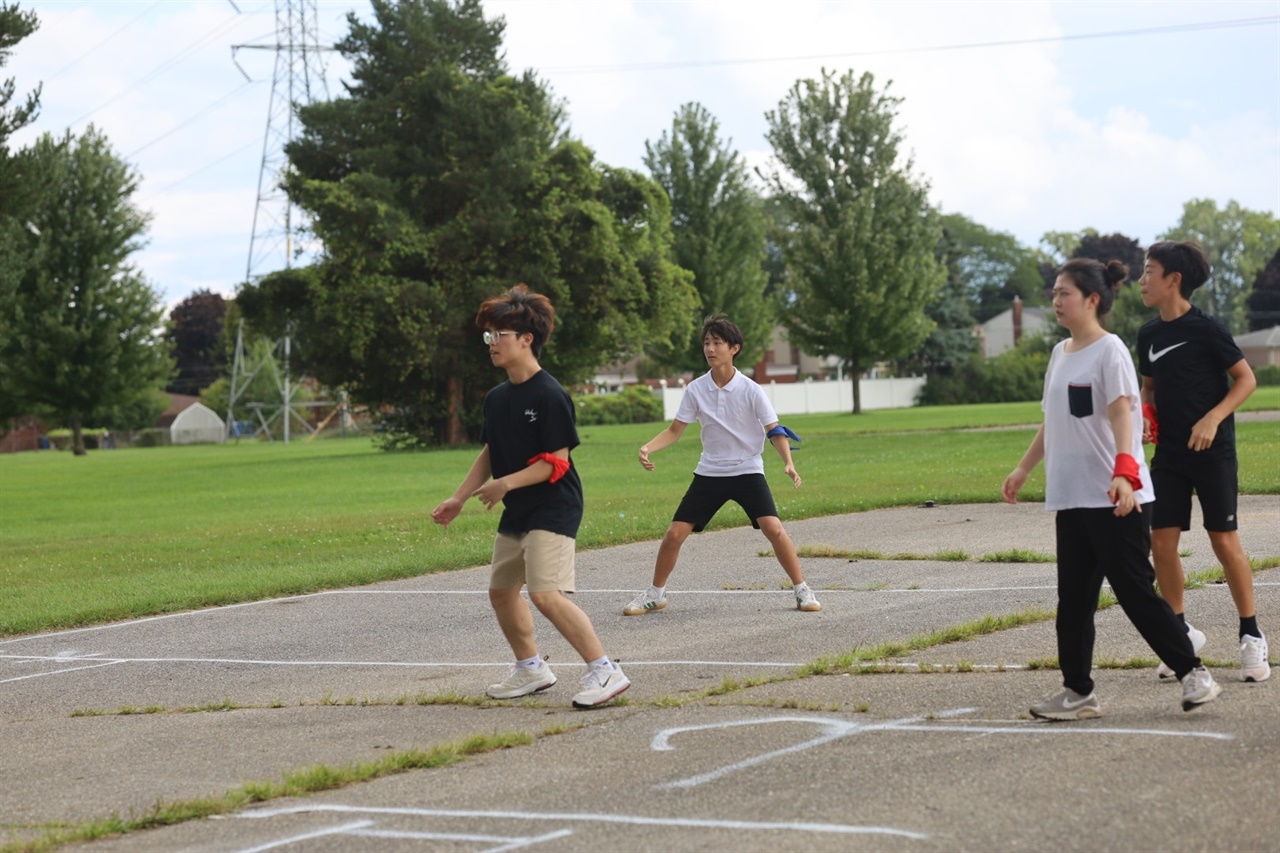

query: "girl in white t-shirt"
(1002, 259), (1221, 720)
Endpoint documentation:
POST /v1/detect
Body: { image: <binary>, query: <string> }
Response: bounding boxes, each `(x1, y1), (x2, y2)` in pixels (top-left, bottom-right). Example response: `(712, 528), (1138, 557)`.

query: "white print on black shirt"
(525, 409), (538, 422)
(1148, 342), (1188, 362)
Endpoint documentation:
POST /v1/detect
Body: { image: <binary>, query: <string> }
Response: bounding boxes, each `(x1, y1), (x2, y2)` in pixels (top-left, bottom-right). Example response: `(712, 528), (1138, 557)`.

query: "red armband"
(527, 452), (571, 483)
(1112, 453), (1142, 492)
(1142, 403), (1159, 445)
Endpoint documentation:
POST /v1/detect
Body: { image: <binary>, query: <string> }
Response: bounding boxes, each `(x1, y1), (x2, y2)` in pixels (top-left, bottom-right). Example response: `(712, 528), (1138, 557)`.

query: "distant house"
(978, 297), (1053, 357)
(1235, 325), (1280, 369)
(155, 395), (225, 445)
(0, 415), (44, 454)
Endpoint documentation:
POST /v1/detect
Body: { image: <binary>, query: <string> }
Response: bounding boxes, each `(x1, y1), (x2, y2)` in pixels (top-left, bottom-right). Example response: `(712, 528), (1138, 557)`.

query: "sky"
(7, 0), (1280, 312)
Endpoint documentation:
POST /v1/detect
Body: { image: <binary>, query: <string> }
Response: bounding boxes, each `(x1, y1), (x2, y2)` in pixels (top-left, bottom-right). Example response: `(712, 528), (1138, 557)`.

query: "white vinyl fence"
(657, 376), (925, 421)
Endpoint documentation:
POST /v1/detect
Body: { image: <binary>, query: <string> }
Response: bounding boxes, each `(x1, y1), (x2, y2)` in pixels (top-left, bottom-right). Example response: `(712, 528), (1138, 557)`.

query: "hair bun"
(1104, 260), (1129, 287)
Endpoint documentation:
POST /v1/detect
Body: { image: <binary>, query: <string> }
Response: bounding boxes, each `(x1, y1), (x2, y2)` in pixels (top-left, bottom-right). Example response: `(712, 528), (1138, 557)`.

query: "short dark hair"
(1056, 258), (1127, 317)
(1146, 240), (1211, 298)
(701, 313), (744, 360)
(475, 284), (555, 357)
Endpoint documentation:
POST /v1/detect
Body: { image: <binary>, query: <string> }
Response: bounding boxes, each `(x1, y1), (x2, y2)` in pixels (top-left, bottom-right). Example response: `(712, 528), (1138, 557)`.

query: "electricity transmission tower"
(227, 0), (334, 442)
(234, 0), (331, 280)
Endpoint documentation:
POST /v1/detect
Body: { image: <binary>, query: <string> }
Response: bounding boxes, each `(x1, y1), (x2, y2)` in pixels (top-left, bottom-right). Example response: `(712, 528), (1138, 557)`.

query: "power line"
(541, 16), (1280, 74)
(126, 80), (262, 159)
(66, 10), (261, 129)
(45, 1), (164, 81)
(145, 140), (260, 195)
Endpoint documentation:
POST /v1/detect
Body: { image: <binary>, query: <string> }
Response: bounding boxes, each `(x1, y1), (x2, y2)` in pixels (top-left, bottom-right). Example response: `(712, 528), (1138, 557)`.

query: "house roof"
(1234, 325), (1280, 348)
(155, 393), (200, 429)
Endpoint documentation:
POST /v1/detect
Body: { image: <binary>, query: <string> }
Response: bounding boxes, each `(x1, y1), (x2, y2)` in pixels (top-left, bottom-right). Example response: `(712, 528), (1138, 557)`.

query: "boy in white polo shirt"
(623, 314), (820, 616)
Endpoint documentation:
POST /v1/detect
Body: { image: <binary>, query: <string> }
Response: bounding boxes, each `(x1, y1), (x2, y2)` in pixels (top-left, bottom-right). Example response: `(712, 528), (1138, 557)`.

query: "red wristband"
(527, 452), (571, 483)
(1112, 453), (1142, 492)
(1141, 403), (1159, 445)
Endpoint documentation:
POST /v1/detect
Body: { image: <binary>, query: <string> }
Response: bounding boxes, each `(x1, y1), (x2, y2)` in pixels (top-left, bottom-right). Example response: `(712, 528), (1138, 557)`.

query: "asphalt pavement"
(2, 496), (1278, 852)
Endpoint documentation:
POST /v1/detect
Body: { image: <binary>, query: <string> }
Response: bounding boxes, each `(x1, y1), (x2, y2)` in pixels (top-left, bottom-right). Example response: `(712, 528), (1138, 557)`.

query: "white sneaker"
(572, 664), (630, 708)
(795, 585), (822, 612)
(623, 589), (667, 616)
(1180, 666), (1222, 711)
(1157, 623), (1206, 681)
(486, 660), (556, 699)
(1240, 634), (1271, 683)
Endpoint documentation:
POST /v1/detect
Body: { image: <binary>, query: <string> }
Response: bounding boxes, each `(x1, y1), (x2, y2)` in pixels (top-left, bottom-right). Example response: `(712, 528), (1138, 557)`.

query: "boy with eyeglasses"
(431, 284), (630, 708)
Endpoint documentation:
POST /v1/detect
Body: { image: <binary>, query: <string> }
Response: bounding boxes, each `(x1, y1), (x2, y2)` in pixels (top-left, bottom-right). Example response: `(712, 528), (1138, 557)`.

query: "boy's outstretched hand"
(785, 463), (801, 488)
(638, 445), (654, 471)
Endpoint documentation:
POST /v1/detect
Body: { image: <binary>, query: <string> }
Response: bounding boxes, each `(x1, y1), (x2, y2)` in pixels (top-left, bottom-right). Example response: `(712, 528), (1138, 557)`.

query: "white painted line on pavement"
(652, 708), (1233, 789)
(352, 826), (573, 850)
(0, 660), (125, 684)
(236, 803), (930, 841)
(0, 652), (803, 669)
(237, 819), (373, 853)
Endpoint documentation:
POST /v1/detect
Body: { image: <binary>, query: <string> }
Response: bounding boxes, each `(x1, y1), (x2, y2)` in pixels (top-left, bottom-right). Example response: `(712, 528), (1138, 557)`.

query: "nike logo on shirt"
(1148, 342), (1188, 362)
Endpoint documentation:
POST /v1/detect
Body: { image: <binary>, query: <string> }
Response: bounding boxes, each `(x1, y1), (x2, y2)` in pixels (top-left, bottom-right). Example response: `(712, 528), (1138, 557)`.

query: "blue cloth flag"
(766, 424), (802, 449)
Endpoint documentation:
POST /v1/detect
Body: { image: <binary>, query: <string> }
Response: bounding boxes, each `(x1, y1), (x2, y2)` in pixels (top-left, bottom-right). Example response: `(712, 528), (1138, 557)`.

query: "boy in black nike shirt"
(431, 285), (630, 707)
(1138, 240), (1269, 682)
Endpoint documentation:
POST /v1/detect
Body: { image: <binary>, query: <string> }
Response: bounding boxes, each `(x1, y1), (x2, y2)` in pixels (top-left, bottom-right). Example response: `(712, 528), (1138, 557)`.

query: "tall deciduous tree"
(1159, 199), (1280, 333)
(238, 0), (696, 446)
(0, 129), (173, 454)
(942, 212), (1044, 323)
(760, 69), (944, 412)
(165, 290), (228, 396)
(643, 103), (771, 371)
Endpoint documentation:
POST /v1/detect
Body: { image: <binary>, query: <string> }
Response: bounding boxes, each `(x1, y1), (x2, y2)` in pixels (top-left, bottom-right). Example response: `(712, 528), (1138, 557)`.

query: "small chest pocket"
(1067, 383), (1093, 418)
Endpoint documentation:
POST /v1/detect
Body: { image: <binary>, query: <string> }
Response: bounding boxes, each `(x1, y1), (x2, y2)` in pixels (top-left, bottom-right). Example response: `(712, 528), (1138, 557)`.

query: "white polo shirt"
(674, 368), (778, 477)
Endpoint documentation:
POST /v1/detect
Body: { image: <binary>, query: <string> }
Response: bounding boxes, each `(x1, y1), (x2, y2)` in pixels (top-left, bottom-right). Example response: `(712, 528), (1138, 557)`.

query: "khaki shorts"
(490, 530), (576, 592)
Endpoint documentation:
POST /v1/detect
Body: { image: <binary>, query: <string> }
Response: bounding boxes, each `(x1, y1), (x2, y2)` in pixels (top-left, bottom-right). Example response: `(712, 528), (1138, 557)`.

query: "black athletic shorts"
(673, 473), (778, 533)
(1150, 454), (1239, 532)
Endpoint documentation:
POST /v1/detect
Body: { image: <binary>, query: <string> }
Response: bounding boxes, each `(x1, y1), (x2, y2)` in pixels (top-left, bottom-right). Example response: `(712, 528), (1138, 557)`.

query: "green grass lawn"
(3, 398), (1277, 636)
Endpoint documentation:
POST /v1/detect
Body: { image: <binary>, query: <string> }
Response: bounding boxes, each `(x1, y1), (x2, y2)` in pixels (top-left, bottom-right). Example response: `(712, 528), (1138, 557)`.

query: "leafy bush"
(575, 385), (663, 425)
(1254, 364), (1280, 387)
(918, 345), (1050, 405)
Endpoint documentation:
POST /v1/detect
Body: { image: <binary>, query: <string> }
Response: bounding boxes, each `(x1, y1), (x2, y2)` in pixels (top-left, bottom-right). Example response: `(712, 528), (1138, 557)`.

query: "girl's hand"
(1108, 477), (1140, 517)
(1001, 468), (1027, 504)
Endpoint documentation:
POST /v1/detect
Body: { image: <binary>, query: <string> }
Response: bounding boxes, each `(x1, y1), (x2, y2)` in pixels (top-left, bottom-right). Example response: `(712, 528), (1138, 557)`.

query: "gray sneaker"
(486, 660), (556, 699)
(623, 590), (668, 616)
(1157, 623), (1206, 681)
(1181, 666), (1222, 711)
(1030, 688), (1102, 721)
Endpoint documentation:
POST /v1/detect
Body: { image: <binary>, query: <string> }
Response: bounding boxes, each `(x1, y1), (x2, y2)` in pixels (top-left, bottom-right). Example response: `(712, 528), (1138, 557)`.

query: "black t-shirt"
(1137, 305), (1244, 462)
(479, 369), (583, 538)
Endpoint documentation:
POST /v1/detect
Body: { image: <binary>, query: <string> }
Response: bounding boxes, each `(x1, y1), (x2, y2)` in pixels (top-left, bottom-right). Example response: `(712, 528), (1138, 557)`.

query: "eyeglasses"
(483, 330), (519, 345)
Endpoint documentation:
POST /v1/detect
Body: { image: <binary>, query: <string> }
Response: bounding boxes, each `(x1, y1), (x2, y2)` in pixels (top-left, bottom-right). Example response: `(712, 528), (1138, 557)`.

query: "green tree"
(1159, 199), (1280, 333)
(643, 103), (771, 370)
(165, 289), (228, 396)
(940, 212), (1043, 323)
(239, 0), (695, 447)
(1246, 248), (1280, 331)
(0, 2), (40, 424)
(0, 128), (173, 455)
(0, 1), (39, 209)
(760, 68), (944, 412)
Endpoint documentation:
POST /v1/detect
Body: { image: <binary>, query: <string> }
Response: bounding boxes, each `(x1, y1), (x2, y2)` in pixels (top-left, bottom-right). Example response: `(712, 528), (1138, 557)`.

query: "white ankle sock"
(588, 656), (615, 671)
(516, 655), (542, 670)
(649, 585), (665, 598)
